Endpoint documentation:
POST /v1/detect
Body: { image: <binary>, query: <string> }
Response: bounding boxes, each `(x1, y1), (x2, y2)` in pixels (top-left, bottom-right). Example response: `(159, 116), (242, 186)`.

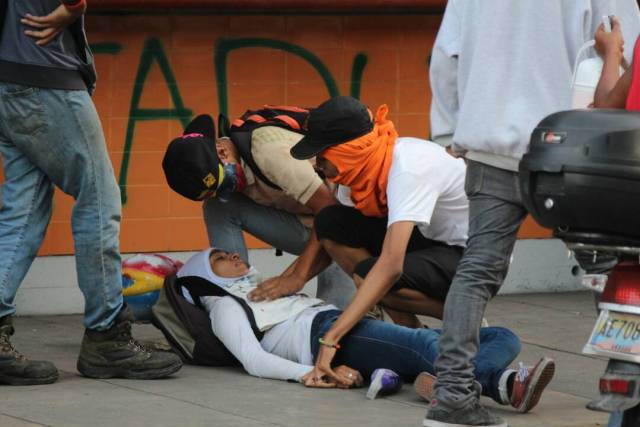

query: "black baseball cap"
(290, 96), (373, 160)
(162, 114), (223, 201)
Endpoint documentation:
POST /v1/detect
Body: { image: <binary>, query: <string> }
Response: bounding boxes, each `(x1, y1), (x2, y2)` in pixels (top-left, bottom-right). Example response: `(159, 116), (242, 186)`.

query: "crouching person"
(289, 96), (468, 328)
(176, 247), (554, 413)
(162, 112), (353, 308)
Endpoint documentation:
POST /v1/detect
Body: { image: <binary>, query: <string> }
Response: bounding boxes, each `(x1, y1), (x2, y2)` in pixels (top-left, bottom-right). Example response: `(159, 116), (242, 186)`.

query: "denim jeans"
(433, 161), (528, 410)
(203, 193), (355, 308)
(310, 309), (521, 403)
(0, 83), (123, 330)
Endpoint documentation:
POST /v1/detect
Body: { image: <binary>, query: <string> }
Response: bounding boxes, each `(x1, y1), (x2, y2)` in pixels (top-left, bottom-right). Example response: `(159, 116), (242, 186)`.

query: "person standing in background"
(425, 1), (640, 426)
(0, 0), (182, 385)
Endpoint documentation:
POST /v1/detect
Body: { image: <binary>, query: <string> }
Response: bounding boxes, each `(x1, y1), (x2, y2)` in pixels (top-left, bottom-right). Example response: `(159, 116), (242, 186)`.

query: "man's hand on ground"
(22, 4), (85, 46)
(301, 369), (336, 388)
(248, 275), (305, 302)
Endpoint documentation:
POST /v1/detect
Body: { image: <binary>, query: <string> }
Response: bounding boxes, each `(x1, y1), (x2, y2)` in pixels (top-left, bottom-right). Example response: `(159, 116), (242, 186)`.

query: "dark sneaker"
(0, 316), (58, 385)
(77, 305), (182, 379)
(423, 400), (507, 427)
(510, 357), (555, 413)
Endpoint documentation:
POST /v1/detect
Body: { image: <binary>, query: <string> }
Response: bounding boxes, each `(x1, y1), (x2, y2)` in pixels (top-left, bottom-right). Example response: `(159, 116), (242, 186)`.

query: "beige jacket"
(241, 126), (326, 227)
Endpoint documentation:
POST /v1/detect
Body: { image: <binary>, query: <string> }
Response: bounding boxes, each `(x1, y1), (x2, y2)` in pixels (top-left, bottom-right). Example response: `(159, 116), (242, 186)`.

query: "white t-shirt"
(386, 138), (468, 247)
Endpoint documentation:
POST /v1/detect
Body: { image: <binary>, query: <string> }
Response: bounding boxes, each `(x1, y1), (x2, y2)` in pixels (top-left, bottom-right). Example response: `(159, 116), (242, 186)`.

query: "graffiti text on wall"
(93, 37), (409, 204)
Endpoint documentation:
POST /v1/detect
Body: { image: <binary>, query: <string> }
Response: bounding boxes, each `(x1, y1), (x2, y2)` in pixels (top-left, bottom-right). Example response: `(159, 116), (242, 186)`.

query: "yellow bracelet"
(318, 337), (341, 349)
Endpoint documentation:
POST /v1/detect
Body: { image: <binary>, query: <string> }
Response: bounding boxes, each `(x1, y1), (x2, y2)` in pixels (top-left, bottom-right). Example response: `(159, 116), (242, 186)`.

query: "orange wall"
(26, 13), (549, 256)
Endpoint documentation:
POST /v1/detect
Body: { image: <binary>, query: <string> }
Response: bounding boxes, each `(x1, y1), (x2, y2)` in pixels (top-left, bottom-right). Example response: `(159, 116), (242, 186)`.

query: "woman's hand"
(22, 4), (85, 46)
(301, 368), (335, 388)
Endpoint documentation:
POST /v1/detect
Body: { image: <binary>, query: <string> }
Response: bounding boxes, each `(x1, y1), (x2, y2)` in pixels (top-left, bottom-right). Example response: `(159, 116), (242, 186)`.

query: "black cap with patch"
(290, 96), (373, 160)
(162, 114), (223, 201)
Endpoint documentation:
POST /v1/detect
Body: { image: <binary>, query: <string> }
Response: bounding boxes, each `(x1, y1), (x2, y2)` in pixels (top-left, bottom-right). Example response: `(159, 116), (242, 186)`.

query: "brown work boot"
(77, 304), (182, 379)
(0, 316), (59, 385)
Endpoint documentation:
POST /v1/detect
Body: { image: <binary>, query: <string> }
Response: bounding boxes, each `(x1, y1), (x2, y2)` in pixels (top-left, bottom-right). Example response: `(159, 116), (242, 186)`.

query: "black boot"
(0, 316), (59, 385)
(77, 305), (182, 379)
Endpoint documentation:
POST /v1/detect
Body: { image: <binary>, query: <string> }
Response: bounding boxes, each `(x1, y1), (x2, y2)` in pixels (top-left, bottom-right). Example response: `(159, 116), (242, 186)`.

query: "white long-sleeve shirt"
(203, 296), (336, 382)
(430, 0), (640, 171)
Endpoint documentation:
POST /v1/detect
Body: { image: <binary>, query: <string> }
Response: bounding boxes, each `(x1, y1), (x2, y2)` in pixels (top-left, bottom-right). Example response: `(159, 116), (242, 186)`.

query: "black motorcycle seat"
(554, 230), (640, 248)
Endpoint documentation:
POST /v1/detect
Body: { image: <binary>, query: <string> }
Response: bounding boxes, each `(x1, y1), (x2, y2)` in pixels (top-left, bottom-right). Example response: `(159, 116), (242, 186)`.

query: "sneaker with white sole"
(415, 357), (555, 414)
(423, 400), (507, 427)
(414, 371), (437, 402)
(510, 357), (555, 413)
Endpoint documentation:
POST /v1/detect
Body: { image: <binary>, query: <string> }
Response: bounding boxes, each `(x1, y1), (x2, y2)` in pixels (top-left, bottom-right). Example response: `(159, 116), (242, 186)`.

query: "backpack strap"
(226, 107), (312, 191)
(218, 113), (231, 138)
(176, 275), (264, 340)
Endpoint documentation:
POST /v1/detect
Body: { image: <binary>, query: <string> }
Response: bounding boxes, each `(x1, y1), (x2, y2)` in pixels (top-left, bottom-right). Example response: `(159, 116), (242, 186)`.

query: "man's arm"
(304, 221), (414, 384)
(594, 17), (632, 108)
(249, 185), (337, 301)
(319, 221), (413, 343)
(21, 0), (86, 46)
(247, 127), (339, 301)
(429, 0), (461, 149)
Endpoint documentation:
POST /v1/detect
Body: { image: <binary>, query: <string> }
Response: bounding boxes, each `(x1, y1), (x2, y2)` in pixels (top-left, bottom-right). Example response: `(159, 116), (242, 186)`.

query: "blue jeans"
(434, 161), (528, 410)
(310, 310), (521, 404)
(0, 83), (122, 330)
(203, 193), (355, 309)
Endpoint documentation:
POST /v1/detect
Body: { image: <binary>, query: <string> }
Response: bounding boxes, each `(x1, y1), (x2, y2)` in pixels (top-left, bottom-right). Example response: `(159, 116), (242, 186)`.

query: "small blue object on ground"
(366, 368), (403, 400)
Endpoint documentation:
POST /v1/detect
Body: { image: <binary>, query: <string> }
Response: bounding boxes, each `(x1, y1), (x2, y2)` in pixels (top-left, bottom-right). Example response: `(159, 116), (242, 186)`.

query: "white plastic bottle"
(571, 16), (619, 108)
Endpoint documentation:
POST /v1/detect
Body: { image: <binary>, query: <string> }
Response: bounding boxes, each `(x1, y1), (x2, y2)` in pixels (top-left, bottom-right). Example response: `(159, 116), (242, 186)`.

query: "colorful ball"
(121, 253), (183, 321)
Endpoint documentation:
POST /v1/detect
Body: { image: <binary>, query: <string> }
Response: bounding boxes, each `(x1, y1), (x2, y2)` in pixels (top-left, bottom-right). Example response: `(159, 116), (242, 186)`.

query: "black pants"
(315, 205), (463, 302)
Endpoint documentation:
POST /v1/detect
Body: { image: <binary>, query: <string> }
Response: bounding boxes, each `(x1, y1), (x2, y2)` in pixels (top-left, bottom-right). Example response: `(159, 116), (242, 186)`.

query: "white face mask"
(207, 263), (261, 290)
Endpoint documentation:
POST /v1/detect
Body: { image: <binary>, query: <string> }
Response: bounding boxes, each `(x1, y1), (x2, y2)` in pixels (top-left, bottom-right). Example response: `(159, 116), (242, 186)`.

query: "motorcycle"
(562, 232), (640, 427)
(519, 109), (640, 426)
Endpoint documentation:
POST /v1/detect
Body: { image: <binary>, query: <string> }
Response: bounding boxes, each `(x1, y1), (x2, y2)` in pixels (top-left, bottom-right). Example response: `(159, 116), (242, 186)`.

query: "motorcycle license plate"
(584, 310), (640, 363)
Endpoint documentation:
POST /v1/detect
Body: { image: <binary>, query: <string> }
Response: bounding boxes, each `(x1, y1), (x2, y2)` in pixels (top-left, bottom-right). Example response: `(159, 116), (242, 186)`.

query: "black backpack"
(218, 105), (312, 190)
(151, 275), (263, 366)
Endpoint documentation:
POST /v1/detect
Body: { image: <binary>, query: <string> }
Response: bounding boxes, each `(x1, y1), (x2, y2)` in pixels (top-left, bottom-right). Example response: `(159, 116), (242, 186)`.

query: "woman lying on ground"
(176, 248), (555, 413)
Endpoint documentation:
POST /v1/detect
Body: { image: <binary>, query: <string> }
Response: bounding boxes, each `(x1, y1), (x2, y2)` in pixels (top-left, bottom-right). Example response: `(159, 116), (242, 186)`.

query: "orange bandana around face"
(322, 105), (398, 217)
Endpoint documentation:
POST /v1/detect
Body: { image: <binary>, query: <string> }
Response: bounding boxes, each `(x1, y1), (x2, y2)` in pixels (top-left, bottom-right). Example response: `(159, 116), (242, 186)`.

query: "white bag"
(571, 15), (622, 108)
(571, 40), (604, 108)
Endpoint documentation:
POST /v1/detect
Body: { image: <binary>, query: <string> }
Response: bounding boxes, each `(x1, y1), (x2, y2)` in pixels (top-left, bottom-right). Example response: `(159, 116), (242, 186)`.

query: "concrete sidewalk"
(3, 292), (610, 427)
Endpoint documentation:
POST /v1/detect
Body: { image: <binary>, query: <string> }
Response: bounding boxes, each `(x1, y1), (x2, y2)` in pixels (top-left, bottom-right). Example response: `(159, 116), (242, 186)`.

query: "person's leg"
(316, 263), (355, 310)
(0, 85), (181, 379)
(2, 87), (123, 330)
(352, 274), (427, 327)
(0, 83), (59, 385)
(315, 204), (388, 275)
(353, 245), (462, 322)
(309, 310), (520, 399)
(203, 193), (310, 260)
(429, 161), (528, 423)
(0, 123), (54, 320)
(380, 289), (444, 321)
(472, 327), (521, 403)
